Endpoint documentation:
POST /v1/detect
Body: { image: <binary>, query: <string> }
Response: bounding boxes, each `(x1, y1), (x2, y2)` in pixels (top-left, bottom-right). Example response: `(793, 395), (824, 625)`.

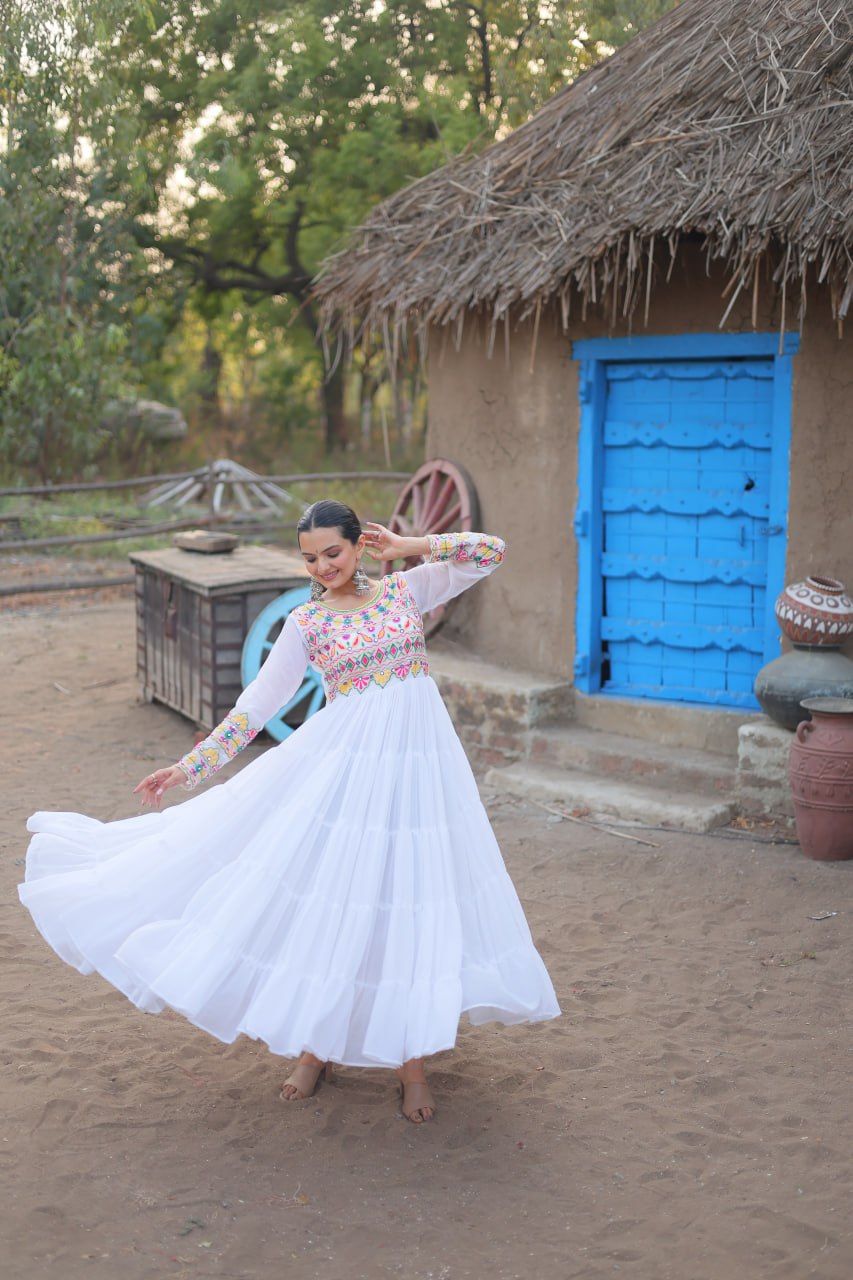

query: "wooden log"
(0, 470), (203, 498)
(0, 516), (218, 551)
(0, 575), (134, 598)
(0, 469), (408, 500)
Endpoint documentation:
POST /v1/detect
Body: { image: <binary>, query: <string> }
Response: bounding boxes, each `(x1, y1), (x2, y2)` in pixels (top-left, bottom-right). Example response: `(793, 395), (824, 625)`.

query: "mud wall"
(426, 319), (577, 676)
(785, 313), (853, 595)
(426, 246), (853, 677)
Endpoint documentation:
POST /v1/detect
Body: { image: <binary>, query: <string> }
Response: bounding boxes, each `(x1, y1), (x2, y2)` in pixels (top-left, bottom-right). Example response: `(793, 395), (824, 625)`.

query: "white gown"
(19, 533), (560, 1068)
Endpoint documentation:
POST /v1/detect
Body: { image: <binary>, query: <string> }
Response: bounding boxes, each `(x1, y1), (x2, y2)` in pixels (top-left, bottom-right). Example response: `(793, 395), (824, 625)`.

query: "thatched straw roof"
(316, 0), (853, 354)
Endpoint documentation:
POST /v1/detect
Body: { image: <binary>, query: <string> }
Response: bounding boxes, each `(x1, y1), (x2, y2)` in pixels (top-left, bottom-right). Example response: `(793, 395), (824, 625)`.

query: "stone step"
(528, 725), (735, 797)
(573, 690), (760, 756)
(485, 762), (737, 832)
(429, 642), (571, 770)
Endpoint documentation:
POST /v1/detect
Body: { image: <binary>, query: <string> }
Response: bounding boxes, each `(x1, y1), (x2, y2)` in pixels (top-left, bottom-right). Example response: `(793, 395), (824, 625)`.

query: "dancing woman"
(20, 501), (560, 1123)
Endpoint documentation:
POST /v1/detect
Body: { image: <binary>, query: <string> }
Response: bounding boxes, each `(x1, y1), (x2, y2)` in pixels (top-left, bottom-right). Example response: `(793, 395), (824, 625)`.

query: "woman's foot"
(279, 1052), (332, 1102)
(397, 1059), (435, 1123)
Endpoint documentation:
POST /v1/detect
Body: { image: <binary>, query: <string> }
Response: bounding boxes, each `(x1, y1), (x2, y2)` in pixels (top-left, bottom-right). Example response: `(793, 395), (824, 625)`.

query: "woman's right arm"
(135, 613), (309, 803)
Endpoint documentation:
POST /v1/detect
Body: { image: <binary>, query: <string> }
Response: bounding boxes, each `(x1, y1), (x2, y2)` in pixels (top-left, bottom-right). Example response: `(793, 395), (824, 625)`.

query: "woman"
(19, 501), (560, 1123)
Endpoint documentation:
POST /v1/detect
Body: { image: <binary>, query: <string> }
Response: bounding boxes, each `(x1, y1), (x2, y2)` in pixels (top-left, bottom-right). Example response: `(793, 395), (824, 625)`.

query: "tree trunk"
(321, 362), (347, 453)
(360, 368), (379, 450)
(394, 375), (414, 450)
(200, 328), (222, 410)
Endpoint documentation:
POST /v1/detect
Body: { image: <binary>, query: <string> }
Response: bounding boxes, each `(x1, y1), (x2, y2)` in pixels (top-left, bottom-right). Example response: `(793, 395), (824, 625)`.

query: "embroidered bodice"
(291, 572), (426, 701)
(177, 532), (505, 787)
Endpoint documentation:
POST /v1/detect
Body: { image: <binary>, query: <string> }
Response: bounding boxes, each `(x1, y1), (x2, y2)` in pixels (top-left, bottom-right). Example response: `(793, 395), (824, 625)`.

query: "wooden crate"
(128, 545), (308, 730)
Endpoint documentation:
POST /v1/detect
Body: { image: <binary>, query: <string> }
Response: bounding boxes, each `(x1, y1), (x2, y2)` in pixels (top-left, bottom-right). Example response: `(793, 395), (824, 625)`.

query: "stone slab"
(573, 691), (761, 756)
(528, 725), (735, 795)
(484, 762), (736, 832)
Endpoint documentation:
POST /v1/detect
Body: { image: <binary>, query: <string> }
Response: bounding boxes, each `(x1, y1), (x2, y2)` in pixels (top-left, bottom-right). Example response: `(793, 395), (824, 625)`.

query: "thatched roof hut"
(317, 0), (853, 353)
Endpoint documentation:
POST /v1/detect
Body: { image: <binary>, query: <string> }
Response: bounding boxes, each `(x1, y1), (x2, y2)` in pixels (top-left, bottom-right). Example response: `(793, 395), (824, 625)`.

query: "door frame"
(571, 330), (800, 703)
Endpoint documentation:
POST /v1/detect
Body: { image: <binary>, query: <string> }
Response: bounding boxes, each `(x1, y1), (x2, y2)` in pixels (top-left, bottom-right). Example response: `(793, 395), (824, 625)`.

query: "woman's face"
(298, 525), (365, 591)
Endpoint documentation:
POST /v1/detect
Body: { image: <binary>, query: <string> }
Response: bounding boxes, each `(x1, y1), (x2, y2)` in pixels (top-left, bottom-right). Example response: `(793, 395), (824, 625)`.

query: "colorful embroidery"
(291, 573), (429, 702)
(177, 711), (259, 788)
(427, 532), (505, 567)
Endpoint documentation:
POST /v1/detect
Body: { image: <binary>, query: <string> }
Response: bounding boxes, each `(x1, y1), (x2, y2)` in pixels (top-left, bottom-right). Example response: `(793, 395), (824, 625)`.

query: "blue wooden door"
(573, 336), (797, 710)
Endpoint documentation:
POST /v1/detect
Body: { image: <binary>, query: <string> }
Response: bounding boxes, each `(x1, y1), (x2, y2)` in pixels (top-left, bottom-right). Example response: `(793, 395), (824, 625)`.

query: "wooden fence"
(0, 465), (408, 548)
(0, 467), (410, 500)
(0, 465), (410, 596)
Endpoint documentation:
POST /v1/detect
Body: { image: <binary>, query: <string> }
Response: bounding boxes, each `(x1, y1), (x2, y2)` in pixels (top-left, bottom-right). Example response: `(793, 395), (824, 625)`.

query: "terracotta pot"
(789, 697), (853, 860)
(775, 576), (853, 646)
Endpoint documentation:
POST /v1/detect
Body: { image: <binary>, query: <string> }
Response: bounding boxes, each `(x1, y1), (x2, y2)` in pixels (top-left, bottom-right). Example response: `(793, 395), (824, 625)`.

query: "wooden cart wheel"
(381, 459), (480, 632)
(240, 586), (324, 741)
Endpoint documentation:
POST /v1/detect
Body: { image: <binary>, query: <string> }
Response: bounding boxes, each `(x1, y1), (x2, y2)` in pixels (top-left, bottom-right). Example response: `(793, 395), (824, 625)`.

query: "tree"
(0, 1), (151, 480)
(110, 1), (677, 451)
(1, 2), (679, 471)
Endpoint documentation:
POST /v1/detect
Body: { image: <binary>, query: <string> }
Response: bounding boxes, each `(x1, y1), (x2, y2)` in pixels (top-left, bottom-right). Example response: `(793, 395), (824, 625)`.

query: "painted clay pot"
(775, 576), (853, 646)
(789, 697), (853, 860)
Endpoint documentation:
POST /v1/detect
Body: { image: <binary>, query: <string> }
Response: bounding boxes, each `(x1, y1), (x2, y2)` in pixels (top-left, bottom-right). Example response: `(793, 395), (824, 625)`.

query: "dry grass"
(317, 0), (853, 355)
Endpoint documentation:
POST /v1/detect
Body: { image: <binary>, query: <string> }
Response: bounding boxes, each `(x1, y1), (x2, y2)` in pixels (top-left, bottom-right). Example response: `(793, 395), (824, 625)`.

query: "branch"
(512, 9), (537, 64)
(446, 0), (492, 110)
(131, 226), (311, 300)
(284, 199), (307, 277)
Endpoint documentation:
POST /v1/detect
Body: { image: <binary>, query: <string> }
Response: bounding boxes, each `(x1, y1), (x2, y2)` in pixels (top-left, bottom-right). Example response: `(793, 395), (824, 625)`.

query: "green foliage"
(2, 0), (679, 475)
(106, 0), (675, 451)
(583, 0), (678, 52)
(0, 0), (155, 481)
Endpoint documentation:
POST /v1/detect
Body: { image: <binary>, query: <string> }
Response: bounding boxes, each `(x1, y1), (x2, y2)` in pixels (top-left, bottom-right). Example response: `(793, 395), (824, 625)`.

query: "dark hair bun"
(297, 500), (362, 546)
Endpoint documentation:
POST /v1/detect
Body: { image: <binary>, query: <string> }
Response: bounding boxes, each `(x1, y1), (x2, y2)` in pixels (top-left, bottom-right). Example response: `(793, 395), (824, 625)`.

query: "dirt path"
(2, 598), (852, 1279)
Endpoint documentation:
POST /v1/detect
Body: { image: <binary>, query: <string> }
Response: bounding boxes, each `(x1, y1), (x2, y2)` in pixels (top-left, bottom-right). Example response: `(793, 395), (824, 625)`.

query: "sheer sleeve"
(177, 614), (309, 788)
(402, 532), (506, 616)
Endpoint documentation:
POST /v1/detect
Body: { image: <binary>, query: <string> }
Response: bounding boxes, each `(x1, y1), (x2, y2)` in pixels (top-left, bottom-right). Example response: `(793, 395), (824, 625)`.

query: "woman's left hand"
(362, 522), (429, 562)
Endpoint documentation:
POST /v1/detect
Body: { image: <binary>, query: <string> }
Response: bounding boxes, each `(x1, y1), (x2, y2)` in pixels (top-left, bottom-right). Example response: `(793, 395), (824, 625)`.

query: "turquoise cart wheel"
(240, 586), (324, 741)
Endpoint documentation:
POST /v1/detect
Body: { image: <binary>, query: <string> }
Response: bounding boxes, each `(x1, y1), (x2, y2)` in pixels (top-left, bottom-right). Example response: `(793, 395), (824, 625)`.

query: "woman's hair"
(296, 499), (362, 546)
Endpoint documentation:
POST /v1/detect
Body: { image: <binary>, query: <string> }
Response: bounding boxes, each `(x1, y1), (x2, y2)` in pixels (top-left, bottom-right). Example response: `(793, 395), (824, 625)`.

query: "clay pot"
(789, 697), (853, 860)
(754, 647), (853, 731)
(775, 576), (853, 646)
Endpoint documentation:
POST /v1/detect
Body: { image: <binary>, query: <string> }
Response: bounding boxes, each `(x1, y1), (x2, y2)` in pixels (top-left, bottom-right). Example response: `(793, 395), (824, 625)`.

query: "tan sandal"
(399, 1079), (436, 1124)
(279, 1059), (334, 1102)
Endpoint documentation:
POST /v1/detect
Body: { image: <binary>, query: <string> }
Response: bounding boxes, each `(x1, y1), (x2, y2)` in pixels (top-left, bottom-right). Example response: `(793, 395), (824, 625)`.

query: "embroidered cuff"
(426, 532), (506, 568)
(177, 711), (259, 788)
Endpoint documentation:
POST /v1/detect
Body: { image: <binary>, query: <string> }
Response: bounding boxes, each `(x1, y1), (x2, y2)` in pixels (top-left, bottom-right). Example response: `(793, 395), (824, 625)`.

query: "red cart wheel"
(382, 458), (480, 633)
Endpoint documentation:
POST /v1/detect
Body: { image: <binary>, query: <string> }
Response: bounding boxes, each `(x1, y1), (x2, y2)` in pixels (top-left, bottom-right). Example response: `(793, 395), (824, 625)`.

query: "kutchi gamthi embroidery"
(176, 534), (507, 785)
(178, 711), (259, 787)
(427, 532), (505, 568)
(292, 573), (429, 702)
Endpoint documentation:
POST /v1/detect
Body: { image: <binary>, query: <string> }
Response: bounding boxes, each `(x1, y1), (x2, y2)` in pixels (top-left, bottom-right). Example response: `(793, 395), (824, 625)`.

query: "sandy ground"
(2, 587), (853, 1280)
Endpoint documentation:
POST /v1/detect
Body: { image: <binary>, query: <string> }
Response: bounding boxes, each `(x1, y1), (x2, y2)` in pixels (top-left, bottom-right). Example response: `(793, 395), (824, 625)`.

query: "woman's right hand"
(133, 765), (187, 808)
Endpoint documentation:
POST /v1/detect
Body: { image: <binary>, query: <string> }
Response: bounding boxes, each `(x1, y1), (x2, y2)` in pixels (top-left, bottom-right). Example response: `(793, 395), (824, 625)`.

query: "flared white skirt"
(19, 675), (560, 1067)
